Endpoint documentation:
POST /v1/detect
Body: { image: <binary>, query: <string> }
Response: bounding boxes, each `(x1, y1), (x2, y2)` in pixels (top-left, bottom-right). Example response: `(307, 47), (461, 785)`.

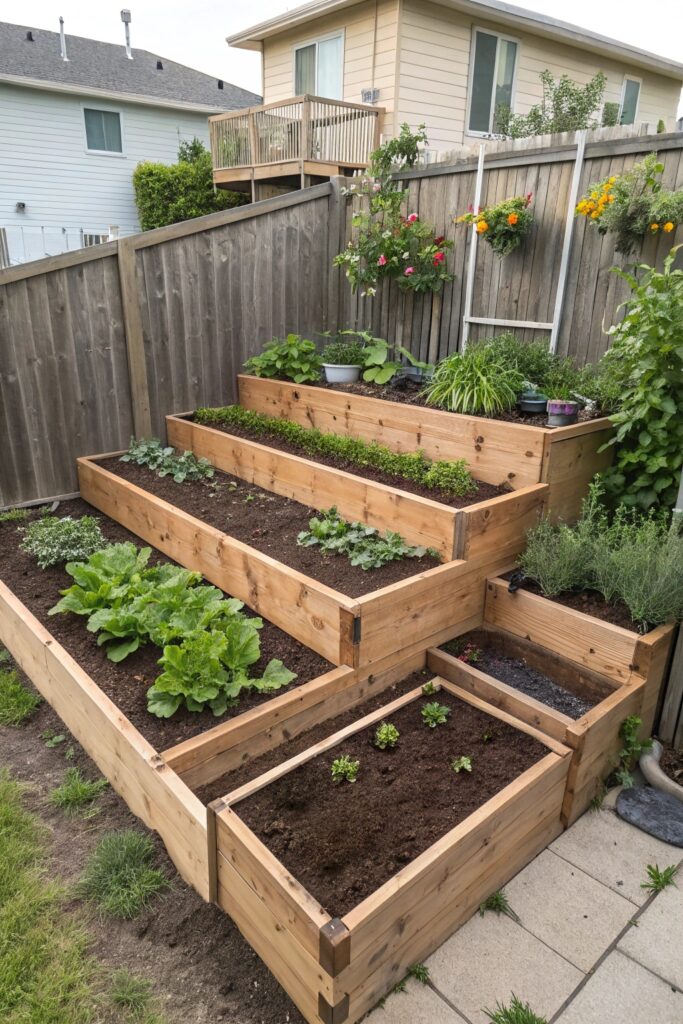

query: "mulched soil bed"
(318, 377), (600, 425)
(106, 458), (442, 598)
(190, 414), (508, 507)
(441, 636), (598, 719)
(502, 572), (640, 632)
(235, 690), (547, 917)
(0, 499), (332, 751)
(659, 743), (683, 787)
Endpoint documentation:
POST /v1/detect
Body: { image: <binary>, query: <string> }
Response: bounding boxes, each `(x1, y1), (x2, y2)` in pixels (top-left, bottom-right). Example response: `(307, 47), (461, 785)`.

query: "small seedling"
(0, 668), (41, 726)
(484, 994), (548, 1024)
(641, 863), (678, 893)
(331, 755), (360, 784)
(421, 681), (436, 696)
(79, 830), (168, 918)
(421, 702), (451, 728)
(458, 642), (482, 664)
(407, 963), (430, 984)
(451, 755), (473, 774)
(65, 745), (76, 761)
(42, 731), (66, 749)
(482, 727), (494, 743)
(244, 493), (255, 503)
(50, 767), (108, 813)
(479, 889), (520, 923)
(374, 722), (399, 750)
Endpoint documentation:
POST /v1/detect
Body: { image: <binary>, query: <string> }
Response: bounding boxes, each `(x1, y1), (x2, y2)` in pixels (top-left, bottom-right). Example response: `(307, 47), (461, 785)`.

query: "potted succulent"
(320, 338), (366, 384)
(518, 389), (548, 414)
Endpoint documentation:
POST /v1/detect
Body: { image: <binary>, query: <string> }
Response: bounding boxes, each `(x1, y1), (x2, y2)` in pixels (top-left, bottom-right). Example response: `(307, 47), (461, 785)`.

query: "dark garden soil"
(190, 414), (507, 507)
(106, 458), (442, 598)
(659, 742), (683, 787)
(318, 377), (601, 425)
(0, 674), (305, 1024)
(440, 635), (598, 719)
(236, 691), (547, 918)
(502, 573), (640, 632)
(0, 500), (332, 751)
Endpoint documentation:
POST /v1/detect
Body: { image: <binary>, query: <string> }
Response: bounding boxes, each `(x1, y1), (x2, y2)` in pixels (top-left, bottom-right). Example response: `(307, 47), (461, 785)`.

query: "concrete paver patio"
(367, 796), (682, 1023)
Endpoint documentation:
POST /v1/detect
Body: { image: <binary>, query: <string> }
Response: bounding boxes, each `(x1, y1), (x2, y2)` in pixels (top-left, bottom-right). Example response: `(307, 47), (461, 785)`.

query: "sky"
(7, 0), (683, 106)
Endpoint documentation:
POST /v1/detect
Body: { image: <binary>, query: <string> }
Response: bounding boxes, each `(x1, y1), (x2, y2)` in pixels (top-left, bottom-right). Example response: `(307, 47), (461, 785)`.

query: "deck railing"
(210, 96), (383, 171)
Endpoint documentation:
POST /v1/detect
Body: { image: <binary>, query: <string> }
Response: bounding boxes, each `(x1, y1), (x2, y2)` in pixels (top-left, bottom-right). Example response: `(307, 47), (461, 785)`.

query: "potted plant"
(320, 338), (366, 384)
(546, 396), (580, 426)
(456, 194), (534, 258)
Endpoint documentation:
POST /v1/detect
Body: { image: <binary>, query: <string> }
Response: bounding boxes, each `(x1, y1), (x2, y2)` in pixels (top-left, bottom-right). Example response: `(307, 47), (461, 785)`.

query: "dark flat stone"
(616, 786), (683, 847)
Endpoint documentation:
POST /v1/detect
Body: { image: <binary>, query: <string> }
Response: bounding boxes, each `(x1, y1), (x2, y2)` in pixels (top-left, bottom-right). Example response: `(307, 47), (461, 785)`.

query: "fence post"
(117, 238), (153, 438)
(326, 176), (344, 336)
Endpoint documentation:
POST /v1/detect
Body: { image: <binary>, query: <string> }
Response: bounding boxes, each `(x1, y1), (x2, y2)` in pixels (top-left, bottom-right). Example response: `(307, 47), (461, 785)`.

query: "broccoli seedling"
(451, 755), (472, 774)
(421, 702), (450, 728)
(331, 755), (360, 784)
(374, 722), (399, 750)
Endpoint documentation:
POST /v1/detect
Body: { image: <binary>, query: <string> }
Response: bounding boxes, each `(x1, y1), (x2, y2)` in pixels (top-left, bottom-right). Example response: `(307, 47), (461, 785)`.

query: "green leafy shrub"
(450, 755), (472, 773)
(347, 330), (432, 385)
(297, 506), (431, 570)
(517, 517), (594, 597)
(331, 755), (360, 783)
(20, 515), (106, 569)
(50, 768), (108, 813)
(121, 438), (214, 483)
(600, 249), (683, 511)
(244, 334), (322, 384)
(374, 722), (400, 749)
(423, 347), (524, 415)
(133, 138), (244, 231)
(79, 831), (167, 918)
(0, 669), (41, 726)
(496, 69), (606, 139)
(421, 701), (451, 728)
(195, 405), (478, 497)
(321, 339), (366, 365)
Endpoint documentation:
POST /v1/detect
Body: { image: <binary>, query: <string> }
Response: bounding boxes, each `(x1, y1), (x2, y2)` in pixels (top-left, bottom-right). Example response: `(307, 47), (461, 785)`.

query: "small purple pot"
(547, 399), (579, 426)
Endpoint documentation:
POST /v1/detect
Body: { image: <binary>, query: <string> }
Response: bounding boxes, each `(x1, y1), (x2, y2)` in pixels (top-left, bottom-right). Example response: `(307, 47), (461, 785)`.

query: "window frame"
(466, 25), (521, 138)
(82, 104), (125, 157)
(619, 74), (642, 126)
(292, 29), (345, 99)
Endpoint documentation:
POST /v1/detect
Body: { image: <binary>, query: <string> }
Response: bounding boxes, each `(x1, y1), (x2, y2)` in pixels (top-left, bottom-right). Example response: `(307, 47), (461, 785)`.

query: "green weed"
(78, 830), (168, 919)
(50, 768), (108, 814)
(0, 669), (41, 726)
(641, 863), (678, 894)
(484, 994), (547, 1023)
(479, 889), (520, 923)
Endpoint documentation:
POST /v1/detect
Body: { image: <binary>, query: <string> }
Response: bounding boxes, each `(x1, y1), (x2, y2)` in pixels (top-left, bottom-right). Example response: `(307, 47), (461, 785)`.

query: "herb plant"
(331, 755), (360, 784)
(614, 715), (652, 788)
(244, 334), (322, 383)
(320, 339), (366, 366)
(422, 347), (525, 415)
(374, 722), (400, 749)
(121, 438), (214, 483)
(20, 515), (105, 569)
(641, 863), (678, 893)
(297, 507), (431, 570)
(450, 755), (472, 773)
(195, 405), (478, 498)
(600, 249), (683, 512)
(421, 702), (451, 728)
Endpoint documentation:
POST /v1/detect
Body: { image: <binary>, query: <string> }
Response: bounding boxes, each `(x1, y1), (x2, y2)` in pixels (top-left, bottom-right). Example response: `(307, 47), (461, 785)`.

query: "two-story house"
(211, 0), (683, 192)
(0, 19), (259, 265)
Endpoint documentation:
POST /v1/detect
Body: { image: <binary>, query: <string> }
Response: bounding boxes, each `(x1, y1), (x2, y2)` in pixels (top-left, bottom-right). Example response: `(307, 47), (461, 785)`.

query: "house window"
(620, 77), (641, 125)
(84, 108), (123, 153)
(294, 34), (343, 99)
(468, 29), (518, 134)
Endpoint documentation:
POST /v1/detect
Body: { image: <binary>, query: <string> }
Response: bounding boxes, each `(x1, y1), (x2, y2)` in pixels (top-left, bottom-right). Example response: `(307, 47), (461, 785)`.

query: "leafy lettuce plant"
(297, 507), (432, 570)
(121, 438), (214, 483)
(421, 702), (451, 728)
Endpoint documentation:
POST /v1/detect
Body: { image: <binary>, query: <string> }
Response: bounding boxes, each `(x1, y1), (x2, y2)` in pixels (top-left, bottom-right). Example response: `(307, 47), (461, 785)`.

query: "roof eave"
(0, 72), (234, 113)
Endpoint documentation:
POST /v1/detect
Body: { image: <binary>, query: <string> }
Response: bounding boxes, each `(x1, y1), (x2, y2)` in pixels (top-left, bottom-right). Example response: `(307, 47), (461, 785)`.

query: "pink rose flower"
(404, 266), (415, 276)
(407, 213), (418, 223)
(377, 254), (387, 266)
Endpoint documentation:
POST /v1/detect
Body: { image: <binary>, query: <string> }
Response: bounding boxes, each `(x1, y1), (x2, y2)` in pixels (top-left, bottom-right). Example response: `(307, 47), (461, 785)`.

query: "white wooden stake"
(461, 143), (486, 350)
(549, 129), (587, 353)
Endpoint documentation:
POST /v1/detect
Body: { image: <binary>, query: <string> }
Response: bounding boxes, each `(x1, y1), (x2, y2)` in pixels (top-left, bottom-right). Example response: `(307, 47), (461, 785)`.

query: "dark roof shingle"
(0, 21), (260, 111)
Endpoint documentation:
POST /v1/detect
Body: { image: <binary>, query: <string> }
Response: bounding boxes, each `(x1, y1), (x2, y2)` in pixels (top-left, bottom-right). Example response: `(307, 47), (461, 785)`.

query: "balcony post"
(300, 97), (312, 188)
(248, 109), (259, 168)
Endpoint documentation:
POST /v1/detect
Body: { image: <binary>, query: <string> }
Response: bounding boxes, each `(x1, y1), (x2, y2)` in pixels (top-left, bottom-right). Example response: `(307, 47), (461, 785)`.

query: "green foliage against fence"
(133, 139), (245, 230)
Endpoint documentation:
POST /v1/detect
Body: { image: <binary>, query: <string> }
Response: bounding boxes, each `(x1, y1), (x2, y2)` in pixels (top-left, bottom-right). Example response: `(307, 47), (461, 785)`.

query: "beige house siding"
(262, 0), (400, 121)
(259, 0), (681, 154)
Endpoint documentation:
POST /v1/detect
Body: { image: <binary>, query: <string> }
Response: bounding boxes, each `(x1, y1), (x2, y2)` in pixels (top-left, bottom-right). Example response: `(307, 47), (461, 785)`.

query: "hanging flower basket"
(456, 194), (534, 257)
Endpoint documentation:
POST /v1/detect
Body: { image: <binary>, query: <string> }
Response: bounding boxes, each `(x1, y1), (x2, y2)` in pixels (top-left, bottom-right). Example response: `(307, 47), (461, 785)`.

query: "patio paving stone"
(555, 949), (683, 1023)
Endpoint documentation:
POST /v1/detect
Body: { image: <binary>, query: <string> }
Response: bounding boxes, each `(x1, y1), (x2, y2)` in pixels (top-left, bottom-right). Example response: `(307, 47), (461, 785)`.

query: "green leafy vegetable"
(421, 702), (451, 728)
(297, 507), (433, 570)
(20, 515), (106, 569)
(244, 334), (322, 384)
(374, 722), (400, 750)
(450, 755), (473, 773)
(331, 755), (360, 784)
(121, 438), (214, 483)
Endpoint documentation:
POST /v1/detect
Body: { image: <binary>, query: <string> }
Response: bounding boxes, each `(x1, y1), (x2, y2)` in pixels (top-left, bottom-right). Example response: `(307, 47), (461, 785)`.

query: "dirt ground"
(0, 672), (305, 1024)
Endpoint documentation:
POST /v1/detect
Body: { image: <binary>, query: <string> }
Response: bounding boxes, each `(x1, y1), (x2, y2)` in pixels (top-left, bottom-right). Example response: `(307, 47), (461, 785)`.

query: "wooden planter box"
(237, 374), (614, 522)
(78, 454), (511, 670)
(210, 678), (571, 1024)
(428, 577), (677, 824)
(166, 413), (547, 563)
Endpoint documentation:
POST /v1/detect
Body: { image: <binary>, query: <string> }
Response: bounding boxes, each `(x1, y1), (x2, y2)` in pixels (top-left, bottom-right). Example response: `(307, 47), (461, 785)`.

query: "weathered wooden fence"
(337, 128), (683, 363)
(0, 185), (336, 506)
(2, 129), (682, 507)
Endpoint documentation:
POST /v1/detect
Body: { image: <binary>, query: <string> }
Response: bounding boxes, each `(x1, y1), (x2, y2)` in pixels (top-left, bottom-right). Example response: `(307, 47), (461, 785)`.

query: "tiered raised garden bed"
(428, 577), (676, 824)
(236, 374), (614, 521)
(77, 453), (517, 670)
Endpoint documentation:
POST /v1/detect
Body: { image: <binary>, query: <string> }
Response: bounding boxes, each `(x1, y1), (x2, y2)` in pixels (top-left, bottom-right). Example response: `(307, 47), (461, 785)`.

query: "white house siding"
(262, 0), (399, 127)
(396, 1), (682, 152)
(0, 82), (214, 263)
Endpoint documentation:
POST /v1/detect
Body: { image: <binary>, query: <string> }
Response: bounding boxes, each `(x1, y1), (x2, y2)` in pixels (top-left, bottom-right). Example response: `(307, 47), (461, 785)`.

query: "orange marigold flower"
(651, 223), (660, 232)
(507, 212), (519, 225)
(590, 211), (600, 219)
(663, 222), (675, 232)
(476, 220), (489, 233)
